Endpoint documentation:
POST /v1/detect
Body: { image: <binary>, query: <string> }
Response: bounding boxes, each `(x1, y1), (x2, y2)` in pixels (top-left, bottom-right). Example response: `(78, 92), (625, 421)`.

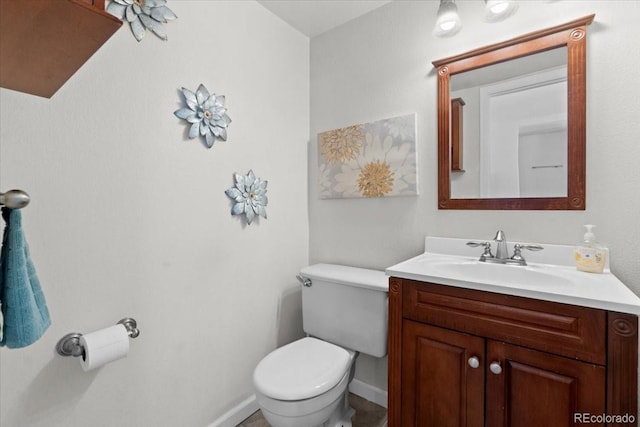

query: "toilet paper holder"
(56, 317), (140, 357)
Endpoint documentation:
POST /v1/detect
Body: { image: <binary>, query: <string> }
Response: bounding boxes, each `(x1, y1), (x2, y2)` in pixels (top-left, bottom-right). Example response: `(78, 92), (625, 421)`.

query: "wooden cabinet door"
(401, 320), (485, 427)
(486, 340), (606, 427)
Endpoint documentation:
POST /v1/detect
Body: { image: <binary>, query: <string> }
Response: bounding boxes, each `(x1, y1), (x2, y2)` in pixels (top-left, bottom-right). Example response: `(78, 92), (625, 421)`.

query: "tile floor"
(237, 393), (387, 427)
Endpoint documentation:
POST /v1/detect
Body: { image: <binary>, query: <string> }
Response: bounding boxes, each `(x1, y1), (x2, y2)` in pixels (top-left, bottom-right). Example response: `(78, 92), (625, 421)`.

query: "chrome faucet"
(466, 230), (544, 266)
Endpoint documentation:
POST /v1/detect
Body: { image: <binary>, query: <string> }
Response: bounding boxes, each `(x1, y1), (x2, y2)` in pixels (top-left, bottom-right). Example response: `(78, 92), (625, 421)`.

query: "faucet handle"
(514, 244), (544, 252)
(511, 244), (544, 265)
(467, 241), (493, 261)
(466, 241), (488, 248)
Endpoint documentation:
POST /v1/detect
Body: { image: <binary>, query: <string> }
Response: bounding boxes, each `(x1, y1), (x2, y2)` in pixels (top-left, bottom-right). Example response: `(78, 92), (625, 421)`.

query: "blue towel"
(0, 208), (50, 348)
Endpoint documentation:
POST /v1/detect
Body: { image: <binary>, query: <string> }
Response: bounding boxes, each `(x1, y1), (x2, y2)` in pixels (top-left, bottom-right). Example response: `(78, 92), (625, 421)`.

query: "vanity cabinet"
(388, 278), (638, 427)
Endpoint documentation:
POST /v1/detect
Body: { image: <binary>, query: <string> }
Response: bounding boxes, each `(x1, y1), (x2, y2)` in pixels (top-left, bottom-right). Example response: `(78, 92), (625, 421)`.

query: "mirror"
(433, 15), (594, 210)
(450, 47), (568, 199)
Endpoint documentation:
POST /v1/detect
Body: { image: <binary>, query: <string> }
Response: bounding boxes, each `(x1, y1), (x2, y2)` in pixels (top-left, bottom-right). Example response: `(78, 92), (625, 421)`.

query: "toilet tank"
(299, 264), (389, 358)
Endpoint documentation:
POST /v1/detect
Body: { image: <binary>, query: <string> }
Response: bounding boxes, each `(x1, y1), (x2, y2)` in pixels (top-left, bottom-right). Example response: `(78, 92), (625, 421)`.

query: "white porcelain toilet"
(253, 263), (388, 427)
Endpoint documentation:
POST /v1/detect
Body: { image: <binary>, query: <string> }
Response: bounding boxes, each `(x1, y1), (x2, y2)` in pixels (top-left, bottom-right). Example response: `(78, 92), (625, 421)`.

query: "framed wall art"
(317, 114), (418, 199)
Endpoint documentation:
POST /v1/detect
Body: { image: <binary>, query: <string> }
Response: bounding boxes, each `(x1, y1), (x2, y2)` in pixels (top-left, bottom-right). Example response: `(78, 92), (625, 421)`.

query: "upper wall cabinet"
(0, 0), (122, 98)
(433, 15), (594, 210)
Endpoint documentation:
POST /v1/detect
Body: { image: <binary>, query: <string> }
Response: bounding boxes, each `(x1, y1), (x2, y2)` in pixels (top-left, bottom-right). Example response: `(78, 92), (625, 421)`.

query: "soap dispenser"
(574, 225), (607, 273)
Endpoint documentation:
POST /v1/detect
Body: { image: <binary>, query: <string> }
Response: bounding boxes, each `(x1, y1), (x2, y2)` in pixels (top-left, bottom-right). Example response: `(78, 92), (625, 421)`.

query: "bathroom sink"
(385, 236), (640, 315)
(425, 259), (574, 290)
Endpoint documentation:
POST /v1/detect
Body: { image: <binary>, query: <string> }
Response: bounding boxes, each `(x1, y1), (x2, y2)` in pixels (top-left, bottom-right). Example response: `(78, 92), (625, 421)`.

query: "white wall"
(310, 0), (640, 392)
(0, 2), (308, 426)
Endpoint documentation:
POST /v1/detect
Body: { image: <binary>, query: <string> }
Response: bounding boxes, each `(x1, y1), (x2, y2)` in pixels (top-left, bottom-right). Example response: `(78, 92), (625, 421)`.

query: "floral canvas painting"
(318, 114), (418, 199)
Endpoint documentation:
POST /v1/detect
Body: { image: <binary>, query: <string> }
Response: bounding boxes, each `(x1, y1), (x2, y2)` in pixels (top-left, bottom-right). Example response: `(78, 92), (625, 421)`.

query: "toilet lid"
(253, 337), (353, 401)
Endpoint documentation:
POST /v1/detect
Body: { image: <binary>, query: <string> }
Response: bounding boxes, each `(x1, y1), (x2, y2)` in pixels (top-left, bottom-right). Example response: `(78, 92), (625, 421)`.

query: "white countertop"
(386, 237), (640, 316)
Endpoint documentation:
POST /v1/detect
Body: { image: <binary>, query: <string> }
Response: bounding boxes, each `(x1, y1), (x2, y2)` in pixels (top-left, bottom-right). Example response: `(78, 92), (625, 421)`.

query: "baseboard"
(206, 394), (259, 427)
(349, 379), (388, 409)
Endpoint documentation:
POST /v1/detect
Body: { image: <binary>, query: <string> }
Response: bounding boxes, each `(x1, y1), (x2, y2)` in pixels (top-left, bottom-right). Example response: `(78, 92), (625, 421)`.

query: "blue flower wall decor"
(107, 0), (177, 42)
(174, 84), (232, 149)
(225, 170), (268, 225)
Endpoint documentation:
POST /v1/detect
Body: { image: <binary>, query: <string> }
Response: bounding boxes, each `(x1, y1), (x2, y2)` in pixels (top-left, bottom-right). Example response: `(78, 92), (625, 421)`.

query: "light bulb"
(433, 0), (462, 37)
(489, 2), (509, 14)
(485, 0), (518, 22)
(439, 20), (457, 32)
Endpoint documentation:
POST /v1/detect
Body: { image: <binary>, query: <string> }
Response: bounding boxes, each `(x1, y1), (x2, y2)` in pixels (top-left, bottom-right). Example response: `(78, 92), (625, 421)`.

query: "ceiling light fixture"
(433, 0), (519, 37)
(485, 0), (519, 22)
(433, 0), (462, 37)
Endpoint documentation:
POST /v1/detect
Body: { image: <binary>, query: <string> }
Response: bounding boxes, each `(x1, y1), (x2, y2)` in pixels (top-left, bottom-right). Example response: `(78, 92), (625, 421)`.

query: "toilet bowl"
(253, 264), (388, 427)
(254, 337), (357, 427)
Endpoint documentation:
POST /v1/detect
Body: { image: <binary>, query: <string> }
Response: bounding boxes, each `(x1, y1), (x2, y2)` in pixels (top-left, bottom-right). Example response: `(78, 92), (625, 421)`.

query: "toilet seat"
(255, 365), (351, 427)
(253, 337), (354, 401)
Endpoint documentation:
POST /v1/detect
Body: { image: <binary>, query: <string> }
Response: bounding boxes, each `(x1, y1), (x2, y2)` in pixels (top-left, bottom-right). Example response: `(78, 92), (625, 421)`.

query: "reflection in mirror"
(450, 47), (568, 199)
(433, 15), (594, 210)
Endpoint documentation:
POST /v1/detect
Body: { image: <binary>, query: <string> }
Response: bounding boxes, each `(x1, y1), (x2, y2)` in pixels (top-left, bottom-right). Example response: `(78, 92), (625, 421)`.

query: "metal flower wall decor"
(225, 170), (268, 225)
(174, 84), (232, 149)
(107, 0), (177, 42)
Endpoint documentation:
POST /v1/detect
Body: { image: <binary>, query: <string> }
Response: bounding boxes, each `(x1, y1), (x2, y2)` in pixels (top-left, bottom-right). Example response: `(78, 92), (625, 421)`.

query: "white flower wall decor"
(225, 170), (268, 225)
(174, 84), (232, 149)
(107, 0), (177, 42)
(317, 114), (418, 199)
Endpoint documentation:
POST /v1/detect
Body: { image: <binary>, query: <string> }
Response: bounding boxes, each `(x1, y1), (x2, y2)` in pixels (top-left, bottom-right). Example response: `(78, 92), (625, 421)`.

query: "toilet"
(253, 263), (388, 427)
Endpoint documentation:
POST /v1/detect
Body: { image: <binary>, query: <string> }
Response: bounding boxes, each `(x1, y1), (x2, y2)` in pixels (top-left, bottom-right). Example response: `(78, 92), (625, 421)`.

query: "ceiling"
(256, 0), (393, 38)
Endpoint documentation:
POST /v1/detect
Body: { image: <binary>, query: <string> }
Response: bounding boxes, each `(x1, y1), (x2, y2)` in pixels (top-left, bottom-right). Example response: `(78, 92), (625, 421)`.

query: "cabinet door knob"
(468, 356), (480, 369)
(489, 361), (502, 375)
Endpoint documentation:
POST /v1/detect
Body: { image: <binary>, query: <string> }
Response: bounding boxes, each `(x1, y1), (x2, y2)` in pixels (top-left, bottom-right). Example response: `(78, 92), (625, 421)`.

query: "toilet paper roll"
(79, 324), (130, 371)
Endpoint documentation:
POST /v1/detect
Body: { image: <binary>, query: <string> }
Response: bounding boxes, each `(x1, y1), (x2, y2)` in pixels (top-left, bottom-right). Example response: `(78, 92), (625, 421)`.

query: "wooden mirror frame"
(433, 15), (594, 210)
